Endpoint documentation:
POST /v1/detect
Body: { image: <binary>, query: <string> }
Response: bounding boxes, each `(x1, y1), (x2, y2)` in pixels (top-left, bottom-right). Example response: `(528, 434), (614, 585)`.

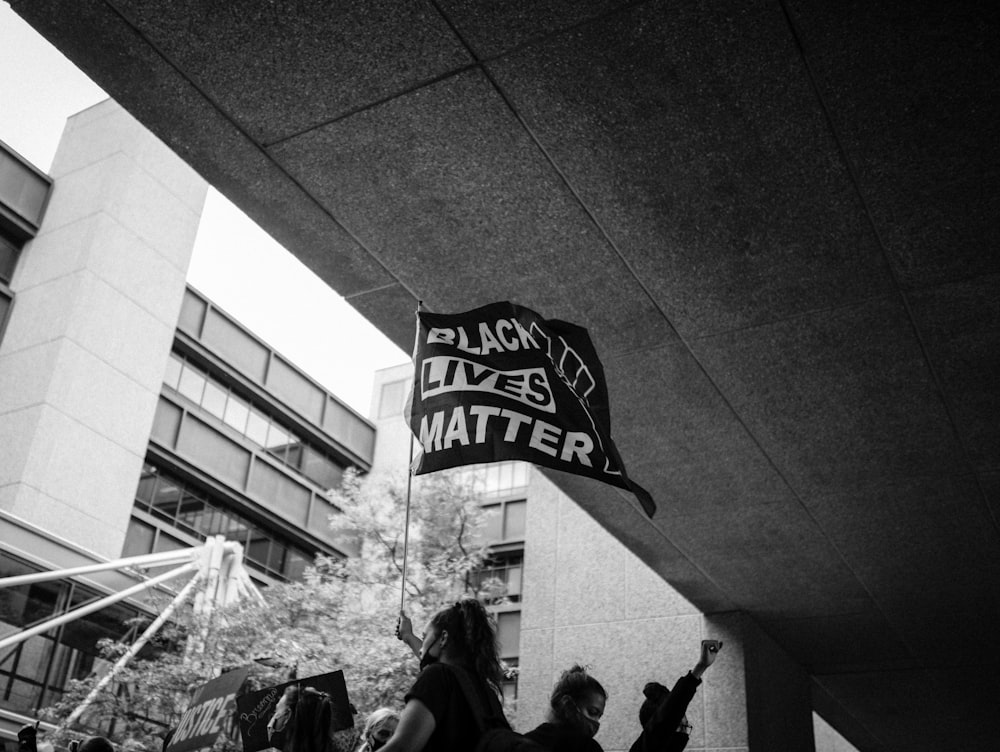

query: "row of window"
(454, 461), (530, 500)
(165, 353), (344, 490)
(128, 463), (314, 582)
(474, 554), (523, 603)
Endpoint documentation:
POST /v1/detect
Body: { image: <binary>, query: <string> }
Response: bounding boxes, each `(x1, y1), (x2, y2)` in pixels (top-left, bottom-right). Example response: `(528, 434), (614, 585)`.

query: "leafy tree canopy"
(42, 469), (507, 752)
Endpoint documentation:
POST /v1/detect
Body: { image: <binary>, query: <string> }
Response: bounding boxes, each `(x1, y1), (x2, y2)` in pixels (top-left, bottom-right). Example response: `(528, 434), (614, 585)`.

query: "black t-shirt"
(405, 663), (501, 752)
(524, 722), (603, 752)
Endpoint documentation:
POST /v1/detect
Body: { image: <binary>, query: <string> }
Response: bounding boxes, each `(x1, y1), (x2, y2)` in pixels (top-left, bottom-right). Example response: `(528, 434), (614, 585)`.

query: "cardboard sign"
(165, 667), (249, 752)
(235, 670), (353, 752)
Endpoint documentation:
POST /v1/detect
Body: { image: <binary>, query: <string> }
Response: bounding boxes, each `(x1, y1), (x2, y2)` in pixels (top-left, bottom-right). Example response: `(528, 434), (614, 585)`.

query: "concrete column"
(0, 99), (207, 561)
(705, 611), (816, 751)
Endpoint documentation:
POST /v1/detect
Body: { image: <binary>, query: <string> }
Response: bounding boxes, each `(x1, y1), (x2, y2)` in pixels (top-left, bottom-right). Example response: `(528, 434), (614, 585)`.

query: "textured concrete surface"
(11, 1), (1000, 748)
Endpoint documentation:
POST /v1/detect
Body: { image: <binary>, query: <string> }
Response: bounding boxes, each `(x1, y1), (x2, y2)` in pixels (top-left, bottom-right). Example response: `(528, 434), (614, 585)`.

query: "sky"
(0, 3), (408, 416)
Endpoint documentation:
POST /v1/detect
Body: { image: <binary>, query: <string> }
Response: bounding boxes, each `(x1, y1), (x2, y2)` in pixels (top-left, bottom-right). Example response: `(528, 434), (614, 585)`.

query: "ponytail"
(430, 599), (504, 693)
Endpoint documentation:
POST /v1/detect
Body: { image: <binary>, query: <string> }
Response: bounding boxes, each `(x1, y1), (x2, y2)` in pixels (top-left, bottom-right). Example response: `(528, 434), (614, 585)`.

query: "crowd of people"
(357, 599), (721, 752)
(16, 599), (719, 752)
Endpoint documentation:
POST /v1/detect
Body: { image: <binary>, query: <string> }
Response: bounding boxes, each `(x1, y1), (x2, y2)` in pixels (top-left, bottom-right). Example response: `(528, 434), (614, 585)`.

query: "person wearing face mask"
(629, 640), (723, 752)
(379, 599), (507, 752)
(354, 708), (399, 752)
(524, 665), (607, 752)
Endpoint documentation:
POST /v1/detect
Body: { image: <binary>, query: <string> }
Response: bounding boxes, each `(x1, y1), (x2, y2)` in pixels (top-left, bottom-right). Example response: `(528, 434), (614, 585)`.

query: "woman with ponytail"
(379, 599), (507, 752)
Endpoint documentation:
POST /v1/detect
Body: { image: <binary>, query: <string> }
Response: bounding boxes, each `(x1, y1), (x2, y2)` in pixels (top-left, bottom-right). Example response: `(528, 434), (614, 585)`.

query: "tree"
(41, 468), (506, 751)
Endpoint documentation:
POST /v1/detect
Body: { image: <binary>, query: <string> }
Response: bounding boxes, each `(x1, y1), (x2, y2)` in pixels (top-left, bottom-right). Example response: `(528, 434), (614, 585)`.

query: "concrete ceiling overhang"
(13, 1), (999, 749)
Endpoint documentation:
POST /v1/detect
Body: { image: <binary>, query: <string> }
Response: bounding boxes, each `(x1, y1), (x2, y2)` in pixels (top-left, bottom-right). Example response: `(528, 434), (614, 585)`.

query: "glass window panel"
(285, 437), (303, 470)
(378, 380), (407, 419)
(5, 678), (43, 713)
(163, 354), (182, 391)
(484, 465), (500, 495)
(0, 291), (11, 334)
(150, 479), (181, 522)
(8, 635), (53, 683)
(483, 505), (502, 542)
(177, 363), (206, 403)
(499, 463), (513, 492)
(176, 491), (207, 533)
(512, 462), (528, 489)
(223, 394), (250, 433)
(134, 466), (157, 507)
(268, 541), (287, 574)
(153, 531), (188, 553)
(246, 409), (270, 446)
(507, 565), (522, 597)
(202, 380), (227, 419)
(284, 550), (311, 581)
(246, 535), (270, 567)
(504, 501), (526, 540)
(266, 423), (290, 458)
(0, 235), (19, 284)
(496, 611), (521, 659)
(122, 518), (155, 558)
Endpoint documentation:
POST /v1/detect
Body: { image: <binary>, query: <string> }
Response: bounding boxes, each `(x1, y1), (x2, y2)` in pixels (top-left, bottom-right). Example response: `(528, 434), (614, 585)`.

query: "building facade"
(0, 101), (374, 741)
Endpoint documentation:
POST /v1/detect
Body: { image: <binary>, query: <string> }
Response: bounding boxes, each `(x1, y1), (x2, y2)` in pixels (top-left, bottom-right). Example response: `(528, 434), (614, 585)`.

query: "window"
(201, 380), (227, 419)
(163, 353), (348, 491)
(0, 234), (18, 284)
(379, 379), (408, 419)
(0, 288), (11, 340)
(0, 551), (144, 717)
(127, 463), (317, 582)
(481, 499), (527, 543)
(496, 611), (521, 660)
(177, 362), (206, 403)
(474, 555), (523, 603)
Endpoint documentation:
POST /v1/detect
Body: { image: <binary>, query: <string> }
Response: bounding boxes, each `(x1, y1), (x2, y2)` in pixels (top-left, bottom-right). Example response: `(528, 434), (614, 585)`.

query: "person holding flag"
(378, 599), (507, 752)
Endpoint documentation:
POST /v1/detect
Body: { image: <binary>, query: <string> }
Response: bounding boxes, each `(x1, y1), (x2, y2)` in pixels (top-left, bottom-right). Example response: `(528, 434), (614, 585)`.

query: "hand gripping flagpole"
(399, 301), (423, 620)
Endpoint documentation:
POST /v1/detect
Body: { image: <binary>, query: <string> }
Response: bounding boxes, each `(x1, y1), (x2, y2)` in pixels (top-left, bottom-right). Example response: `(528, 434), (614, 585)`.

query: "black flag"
(408, 302), (655, 517)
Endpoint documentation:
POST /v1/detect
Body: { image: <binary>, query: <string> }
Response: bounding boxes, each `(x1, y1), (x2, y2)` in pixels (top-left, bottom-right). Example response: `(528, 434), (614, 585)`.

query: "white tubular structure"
(60, 569), (206, 730)
(0, 562), (199, 654)
(0, 535), (265, 729)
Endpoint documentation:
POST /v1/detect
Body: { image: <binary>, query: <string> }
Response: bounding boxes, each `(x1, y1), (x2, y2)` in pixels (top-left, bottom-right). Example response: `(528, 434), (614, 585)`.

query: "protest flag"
(407, 301), (655, 517)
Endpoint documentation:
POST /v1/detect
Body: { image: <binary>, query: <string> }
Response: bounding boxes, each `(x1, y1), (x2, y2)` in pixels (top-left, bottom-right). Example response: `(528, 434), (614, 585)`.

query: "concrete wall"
(0, 99), (207, 561)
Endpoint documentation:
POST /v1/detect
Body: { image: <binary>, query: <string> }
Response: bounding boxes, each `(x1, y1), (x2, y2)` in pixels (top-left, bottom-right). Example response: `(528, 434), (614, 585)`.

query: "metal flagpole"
(399, 301), (423, 618)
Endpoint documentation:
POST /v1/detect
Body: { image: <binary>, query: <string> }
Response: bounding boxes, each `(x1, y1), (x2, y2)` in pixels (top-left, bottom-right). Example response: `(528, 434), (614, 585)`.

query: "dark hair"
(429, 599), (504, 692)
(284, 687), (333, 752)
(638, 681), (670, 726)
(549, 665), (607, 728)
(77, 739), (114, 752)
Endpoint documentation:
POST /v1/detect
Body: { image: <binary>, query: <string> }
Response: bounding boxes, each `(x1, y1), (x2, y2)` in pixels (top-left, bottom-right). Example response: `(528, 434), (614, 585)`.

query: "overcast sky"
(0, 4), (408, 416)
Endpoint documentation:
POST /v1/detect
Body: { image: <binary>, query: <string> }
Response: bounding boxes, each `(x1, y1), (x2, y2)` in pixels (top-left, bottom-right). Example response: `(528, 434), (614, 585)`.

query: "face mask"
(582, 716), (600, 738)
(419, 634), (440, 670)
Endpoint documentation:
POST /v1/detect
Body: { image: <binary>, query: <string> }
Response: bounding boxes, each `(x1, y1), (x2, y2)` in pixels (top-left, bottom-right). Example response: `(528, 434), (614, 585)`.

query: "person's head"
(420, 599), (503, 691)
(638, 682), (669, 726)
(547, 665), (607, 739)
(359, 708), (398, 752)
(77, 738), (114, 752)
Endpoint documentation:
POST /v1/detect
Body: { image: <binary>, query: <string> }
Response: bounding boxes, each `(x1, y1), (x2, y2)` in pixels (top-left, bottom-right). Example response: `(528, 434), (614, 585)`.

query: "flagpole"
(399, 430), (414, 617)
(399, 300), (423, 620)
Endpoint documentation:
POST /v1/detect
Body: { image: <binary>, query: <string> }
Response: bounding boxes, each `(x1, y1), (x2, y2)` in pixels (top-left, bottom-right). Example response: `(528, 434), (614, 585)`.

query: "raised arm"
(691, 640), (722, 680)
(396, 611), (423, 658)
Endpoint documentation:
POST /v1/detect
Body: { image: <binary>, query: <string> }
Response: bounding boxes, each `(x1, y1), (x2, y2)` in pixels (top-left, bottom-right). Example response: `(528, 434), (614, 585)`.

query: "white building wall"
(0, 99), (207, 561)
